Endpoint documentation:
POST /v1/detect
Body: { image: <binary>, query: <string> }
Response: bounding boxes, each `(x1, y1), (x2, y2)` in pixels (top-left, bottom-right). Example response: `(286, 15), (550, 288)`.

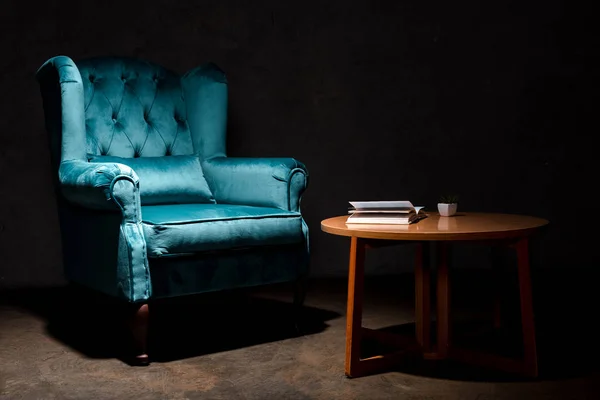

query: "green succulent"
(439, 194), (459, 204)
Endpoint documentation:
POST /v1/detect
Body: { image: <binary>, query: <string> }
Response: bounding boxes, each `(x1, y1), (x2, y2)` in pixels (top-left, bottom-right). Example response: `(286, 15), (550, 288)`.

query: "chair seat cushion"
(141, 204), (304, 257)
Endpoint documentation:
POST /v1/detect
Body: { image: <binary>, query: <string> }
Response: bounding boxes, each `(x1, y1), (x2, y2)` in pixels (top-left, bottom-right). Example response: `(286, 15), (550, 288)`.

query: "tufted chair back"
(38, 56), (229, 169)
(78, 58), (194, 158)
(37, 56), (230, 206)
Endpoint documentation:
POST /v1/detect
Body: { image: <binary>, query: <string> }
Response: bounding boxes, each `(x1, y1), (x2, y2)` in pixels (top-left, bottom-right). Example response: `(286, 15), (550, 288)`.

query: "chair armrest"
(59, 160), (141, 221)
(202, 157), (309, 211)
(59, 159), (150, 302)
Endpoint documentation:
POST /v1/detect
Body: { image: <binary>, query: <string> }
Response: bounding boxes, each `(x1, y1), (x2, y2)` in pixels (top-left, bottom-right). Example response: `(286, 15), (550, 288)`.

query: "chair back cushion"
(78, 57), (194, 158)
(80, 57), (215, 205)
(89, 155), (215, 205)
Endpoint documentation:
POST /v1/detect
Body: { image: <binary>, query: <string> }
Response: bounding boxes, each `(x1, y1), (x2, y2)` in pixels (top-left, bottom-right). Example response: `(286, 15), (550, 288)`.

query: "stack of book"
(346, 201), (427, 225)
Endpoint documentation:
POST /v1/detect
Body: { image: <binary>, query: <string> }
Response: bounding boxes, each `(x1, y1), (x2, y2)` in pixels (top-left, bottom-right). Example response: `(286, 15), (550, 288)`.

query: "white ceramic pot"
(438, 203), (457, 217)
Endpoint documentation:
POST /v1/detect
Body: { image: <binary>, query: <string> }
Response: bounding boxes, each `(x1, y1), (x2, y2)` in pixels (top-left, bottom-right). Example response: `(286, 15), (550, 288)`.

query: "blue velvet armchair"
(36, 56), (310, 364)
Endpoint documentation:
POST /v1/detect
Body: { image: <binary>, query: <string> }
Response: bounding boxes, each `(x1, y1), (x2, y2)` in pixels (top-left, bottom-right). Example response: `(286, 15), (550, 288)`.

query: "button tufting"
(80, 63), (199, 165)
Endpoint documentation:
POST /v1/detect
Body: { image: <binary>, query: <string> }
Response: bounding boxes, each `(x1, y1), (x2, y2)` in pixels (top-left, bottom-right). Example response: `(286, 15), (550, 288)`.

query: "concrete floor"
(1, 269), (599, 399)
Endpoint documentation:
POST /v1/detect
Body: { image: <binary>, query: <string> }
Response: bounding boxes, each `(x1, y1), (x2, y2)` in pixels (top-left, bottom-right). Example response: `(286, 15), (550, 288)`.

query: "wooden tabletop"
(321, 212), (549, 241)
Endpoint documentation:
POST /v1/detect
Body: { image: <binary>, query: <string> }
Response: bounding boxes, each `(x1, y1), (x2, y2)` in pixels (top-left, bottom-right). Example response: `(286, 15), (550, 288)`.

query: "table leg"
(448, 238), (539, 377)
(415, 242), (431, 352)
(344, 238), (422, 378)
(516, 238), (538, 377)
(345, 236), (366, 377)
(436, 242), (451, 358)
(490, 246), (505, 329)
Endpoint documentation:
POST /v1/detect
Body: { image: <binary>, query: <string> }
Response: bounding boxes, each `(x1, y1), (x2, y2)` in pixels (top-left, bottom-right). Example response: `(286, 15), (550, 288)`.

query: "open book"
(346, 201), (427, 225)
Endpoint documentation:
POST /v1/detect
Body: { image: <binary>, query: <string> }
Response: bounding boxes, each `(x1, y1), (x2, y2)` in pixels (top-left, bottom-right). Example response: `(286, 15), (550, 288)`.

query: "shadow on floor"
(1, 268), (598, 383)
(382, 267), (600, 382)
(0, 284), (340, 364)
(348, 268), (600, 383)
(358, 316), (600, 383)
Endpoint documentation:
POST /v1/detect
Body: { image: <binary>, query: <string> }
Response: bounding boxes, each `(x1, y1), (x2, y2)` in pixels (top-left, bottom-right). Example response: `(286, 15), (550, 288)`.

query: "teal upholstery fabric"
(150, 244), (309, 299)
(203, 157), (308, 211)
(89, 155), (215, 205)
(142, 204), (304, 257)
(36, 55), (310, 303)
(181, 64), (228, 161)
(78, 57), (195, 158)
(59, 158), (139, 210)
(58, 159), (151, 302)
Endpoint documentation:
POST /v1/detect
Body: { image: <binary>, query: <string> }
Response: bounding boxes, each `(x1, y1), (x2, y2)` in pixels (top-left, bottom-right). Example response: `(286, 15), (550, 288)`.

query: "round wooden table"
(321, 212), (549, 378)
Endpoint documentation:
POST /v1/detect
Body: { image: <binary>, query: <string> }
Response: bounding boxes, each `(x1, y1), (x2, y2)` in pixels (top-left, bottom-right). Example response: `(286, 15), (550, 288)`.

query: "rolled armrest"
(202, 157), (308, 211)
(59, 160), (141, 222)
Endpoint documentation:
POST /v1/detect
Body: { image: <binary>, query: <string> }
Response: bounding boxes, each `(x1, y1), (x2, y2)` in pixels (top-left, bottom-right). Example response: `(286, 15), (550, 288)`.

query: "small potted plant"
(438, 194), (459, 217)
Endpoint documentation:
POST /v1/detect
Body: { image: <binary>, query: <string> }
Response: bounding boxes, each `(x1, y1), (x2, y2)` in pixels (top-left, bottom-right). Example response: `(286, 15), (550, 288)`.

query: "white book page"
(348, 209), (413, 214)
(349, 201), (414, 210)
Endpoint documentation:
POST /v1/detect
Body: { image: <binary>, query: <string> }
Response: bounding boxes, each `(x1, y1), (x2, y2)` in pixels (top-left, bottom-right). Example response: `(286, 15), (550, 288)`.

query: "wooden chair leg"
(516, 238), (538, 377)
(293, 275), (309, 334)
(294, 276), (308, 307)
(128, 303), (150, 366)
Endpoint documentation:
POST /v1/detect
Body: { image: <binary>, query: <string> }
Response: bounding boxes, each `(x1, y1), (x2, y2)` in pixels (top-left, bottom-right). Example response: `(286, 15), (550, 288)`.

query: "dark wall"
(0, 0), (594, 287)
